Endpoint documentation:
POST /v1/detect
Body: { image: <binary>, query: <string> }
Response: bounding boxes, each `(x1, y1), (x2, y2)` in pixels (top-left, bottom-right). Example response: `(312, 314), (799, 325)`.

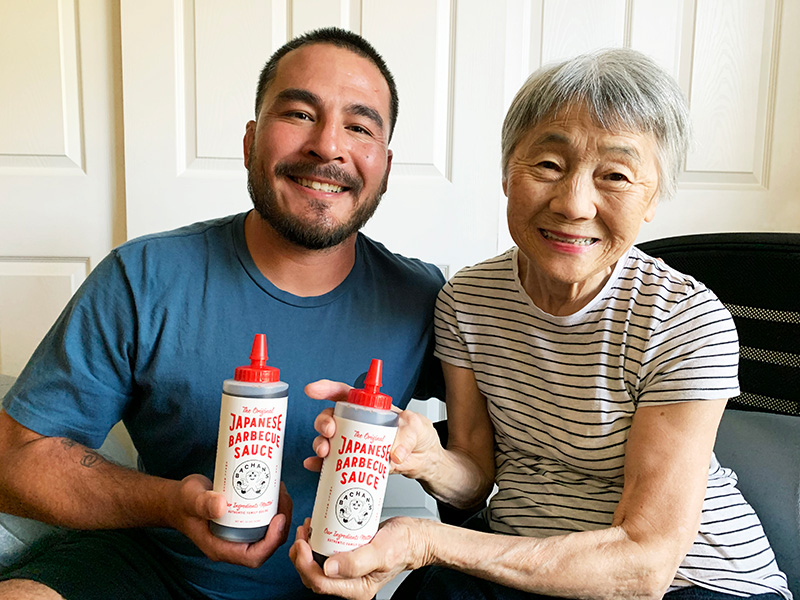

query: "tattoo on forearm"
(60, 438), (107, 468)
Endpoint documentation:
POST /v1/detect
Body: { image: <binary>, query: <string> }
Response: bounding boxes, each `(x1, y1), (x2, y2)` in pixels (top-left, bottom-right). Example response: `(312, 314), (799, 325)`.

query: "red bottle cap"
(234, 334), (280, 383)
(346, 359), (393, 410)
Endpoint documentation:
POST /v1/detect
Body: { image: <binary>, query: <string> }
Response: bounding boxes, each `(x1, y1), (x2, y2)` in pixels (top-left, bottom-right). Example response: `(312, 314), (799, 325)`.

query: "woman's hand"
(388, 409), (443, 480)
(290, 516), (429, 600)
(303, 379), (444, 482)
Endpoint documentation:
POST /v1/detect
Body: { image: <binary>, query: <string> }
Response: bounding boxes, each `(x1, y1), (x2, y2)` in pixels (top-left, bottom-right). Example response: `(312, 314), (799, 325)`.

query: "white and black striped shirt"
(434, 246), (790, 598)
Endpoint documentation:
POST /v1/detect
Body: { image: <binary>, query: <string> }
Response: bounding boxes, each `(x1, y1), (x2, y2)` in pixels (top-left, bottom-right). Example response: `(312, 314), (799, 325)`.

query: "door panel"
(0, 0), (122, 377)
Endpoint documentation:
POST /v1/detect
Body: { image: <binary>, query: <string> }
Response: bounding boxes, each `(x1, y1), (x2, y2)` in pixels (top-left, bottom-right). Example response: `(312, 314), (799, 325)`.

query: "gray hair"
(501, 48), (691, 202)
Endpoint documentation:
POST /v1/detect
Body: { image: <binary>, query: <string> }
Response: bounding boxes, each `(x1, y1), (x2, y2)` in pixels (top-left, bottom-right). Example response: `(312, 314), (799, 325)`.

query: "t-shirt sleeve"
(2, 251), (136, 447)
(433, 279), (473, 370)
(637, 286), (740, 406)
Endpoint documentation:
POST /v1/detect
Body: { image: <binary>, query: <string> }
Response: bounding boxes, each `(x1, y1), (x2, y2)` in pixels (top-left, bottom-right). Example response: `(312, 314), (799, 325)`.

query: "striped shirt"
(434, 246), (791, 598)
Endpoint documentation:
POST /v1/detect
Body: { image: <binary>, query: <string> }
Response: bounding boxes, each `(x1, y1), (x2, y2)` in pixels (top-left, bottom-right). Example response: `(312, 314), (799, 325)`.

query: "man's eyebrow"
(347, 103), (384, 131)
(273, 88), (321, 107)
(270, 89), (385, 132)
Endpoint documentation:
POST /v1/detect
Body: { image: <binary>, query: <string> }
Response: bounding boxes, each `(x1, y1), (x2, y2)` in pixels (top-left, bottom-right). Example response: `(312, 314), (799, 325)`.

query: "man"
(0, 27), (444, 600)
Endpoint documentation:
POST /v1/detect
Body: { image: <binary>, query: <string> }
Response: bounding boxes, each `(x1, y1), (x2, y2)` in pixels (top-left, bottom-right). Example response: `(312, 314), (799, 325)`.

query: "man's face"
(244, 43), (393, 250)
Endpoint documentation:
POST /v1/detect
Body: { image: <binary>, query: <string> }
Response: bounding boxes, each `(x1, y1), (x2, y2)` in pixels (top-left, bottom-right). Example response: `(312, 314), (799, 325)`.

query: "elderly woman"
(290, 48), (791, 600)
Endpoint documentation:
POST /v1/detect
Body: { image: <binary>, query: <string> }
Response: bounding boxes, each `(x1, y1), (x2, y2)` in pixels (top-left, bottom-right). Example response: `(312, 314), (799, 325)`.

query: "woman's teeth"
(296, 178), (345, 193)
(541, 230), (597, 246)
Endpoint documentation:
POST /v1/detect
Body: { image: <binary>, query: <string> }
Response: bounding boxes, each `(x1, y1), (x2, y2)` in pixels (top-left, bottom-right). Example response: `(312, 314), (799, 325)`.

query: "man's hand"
(290, 516), (427, 600)
(302, 379), (351, 472)
(303, 379), (443, 481)
(169, 474), (292, 568)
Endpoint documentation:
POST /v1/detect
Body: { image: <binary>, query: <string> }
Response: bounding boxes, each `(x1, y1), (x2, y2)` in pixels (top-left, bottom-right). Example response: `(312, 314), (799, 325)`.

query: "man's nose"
(549, 172), (598, 221)
(304, 118), (346, 162)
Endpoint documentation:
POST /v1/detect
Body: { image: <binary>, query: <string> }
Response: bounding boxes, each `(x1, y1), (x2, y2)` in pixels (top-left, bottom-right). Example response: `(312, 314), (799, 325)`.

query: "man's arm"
(292, 395), (726, 600)
(0, 410), (291, 568)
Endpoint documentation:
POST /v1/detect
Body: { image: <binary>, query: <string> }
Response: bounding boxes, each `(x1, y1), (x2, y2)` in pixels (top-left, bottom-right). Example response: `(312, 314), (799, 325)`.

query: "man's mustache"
(274, 162), (363, 195)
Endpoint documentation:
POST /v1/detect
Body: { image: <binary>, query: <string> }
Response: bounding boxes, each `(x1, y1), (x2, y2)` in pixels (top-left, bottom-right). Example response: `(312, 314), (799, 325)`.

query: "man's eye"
(287, 111), (312, 120)
(538, 161), (560, 170)
(348, 125), (372, 136)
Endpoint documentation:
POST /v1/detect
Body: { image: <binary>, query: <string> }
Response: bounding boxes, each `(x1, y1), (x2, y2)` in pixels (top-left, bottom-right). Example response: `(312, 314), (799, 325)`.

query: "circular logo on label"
(335, 487), (374, 530)
(232, 460), (270, 499)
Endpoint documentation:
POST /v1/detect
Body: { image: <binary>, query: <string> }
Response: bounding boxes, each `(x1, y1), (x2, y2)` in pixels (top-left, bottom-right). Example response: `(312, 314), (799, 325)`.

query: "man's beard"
(247, 155), (385, 251)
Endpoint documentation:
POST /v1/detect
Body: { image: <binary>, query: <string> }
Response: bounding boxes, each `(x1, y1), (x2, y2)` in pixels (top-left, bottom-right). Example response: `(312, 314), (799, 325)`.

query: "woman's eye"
(538, 160), (560, 170)
(606, 172), (630, 182)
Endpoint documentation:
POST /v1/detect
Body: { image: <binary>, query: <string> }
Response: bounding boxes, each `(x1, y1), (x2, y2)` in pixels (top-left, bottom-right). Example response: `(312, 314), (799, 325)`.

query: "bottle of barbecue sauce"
(209, 333), (288, 542)
(309, 358), (399, 565)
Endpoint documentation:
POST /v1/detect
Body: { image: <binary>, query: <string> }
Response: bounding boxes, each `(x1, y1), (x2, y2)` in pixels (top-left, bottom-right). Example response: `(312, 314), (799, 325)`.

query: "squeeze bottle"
(209, 334), (288, 542)
(309, 358), (398, 564)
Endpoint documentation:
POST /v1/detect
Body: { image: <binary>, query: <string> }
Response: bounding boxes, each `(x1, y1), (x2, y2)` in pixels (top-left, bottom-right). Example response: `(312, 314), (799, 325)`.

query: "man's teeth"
(296, 178), (345, 193)
(541, 230), (597, 246)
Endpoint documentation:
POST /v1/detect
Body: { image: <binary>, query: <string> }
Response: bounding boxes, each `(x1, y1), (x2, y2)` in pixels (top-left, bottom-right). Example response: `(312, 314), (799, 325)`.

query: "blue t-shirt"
(3, 212), (445, 599)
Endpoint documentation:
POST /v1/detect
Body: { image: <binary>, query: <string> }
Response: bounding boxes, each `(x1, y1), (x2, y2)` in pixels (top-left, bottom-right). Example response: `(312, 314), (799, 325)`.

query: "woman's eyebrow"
(532, 132), (643, 163)
(533, 132), (570, 146)
(599, 144), (643, 163)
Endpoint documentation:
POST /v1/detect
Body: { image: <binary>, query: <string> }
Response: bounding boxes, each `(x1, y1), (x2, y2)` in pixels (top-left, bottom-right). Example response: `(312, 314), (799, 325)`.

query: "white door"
(0, 0), (123, 377)
(3, 3), (799, 594)
(7, 1), (797, 380)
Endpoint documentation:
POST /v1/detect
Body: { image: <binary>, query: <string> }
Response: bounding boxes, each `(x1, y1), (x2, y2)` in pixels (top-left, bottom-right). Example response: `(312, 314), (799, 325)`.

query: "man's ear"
(243, 120), (256, 169)
(381, 150), (393, 194)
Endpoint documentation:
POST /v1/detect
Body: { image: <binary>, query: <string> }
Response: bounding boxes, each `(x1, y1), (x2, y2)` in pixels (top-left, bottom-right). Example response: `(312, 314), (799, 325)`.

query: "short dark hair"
(254, 27), (399, 141)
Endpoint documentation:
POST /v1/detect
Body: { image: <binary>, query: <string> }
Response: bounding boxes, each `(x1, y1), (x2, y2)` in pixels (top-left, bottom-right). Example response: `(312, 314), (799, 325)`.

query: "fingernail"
(324, 559), (339, 577)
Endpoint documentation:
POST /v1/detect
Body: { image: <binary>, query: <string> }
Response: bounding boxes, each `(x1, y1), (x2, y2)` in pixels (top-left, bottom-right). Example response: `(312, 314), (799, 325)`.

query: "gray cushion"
(714, 409), (800, 598)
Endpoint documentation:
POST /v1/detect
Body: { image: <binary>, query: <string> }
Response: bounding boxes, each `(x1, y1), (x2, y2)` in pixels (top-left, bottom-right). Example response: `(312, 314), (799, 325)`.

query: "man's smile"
(291, 177), (348, 194)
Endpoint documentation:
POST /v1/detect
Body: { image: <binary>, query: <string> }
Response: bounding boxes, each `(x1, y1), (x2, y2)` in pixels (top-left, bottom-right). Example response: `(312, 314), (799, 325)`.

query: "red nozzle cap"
(346, 359), (393, 410)
(234, 334), (280, 383)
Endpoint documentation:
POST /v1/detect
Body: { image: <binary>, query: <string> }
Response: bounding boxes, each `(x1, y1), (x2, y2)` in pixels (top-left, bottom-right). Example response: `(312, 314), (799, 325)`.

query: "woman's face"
(504, 105), (660, 305)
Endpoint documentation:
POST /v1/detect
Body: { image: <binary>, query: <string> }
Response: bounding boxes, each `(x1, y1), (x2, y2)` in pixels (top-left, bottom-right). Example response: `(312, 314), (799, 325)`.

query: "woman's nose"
(549, 173), (598, 221)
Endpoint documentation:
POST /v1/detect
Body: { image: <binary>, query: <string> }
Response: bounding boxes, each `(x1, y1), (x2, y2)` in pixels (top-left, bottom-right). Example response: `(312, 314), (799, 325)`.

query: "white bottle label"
(211, 392), (287, 529)
(309, 415), (397, 557)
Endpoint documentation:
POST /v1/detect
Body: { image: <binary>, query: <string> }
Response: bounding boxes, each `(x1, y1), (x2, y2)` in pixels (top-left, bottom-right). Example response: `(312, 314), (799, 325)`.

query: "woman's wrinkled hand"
(290, 516), (429, 600)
